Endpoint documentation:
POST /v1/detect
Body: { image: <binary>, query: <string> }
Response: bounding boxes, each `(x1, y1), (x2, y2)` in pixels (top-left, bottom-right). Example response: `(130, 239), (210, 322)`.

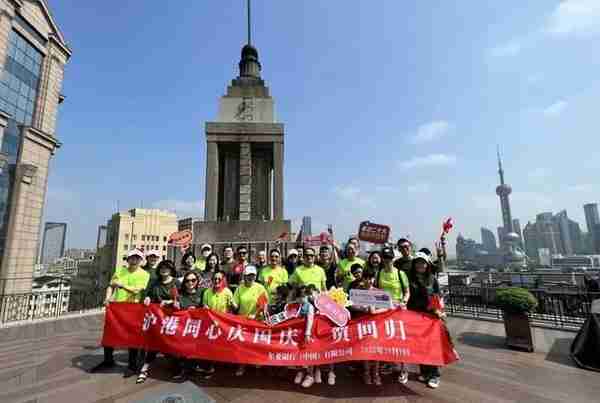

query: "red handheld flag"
(442, 218), (454, 236)
(256, 292), (269, 315)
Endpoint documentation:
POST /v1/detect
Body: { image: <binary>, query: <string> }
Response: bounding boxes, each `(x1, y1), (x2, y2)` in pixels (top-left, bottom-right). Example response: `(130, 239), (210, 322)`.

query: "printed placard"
(349, 289), (393, 310)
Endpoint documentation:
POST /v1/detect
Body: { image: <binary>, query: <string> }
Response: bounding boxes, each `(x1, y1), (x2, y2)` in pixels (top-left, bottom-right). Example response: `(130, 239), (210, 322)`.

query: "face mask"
(202, 251), (210, 258)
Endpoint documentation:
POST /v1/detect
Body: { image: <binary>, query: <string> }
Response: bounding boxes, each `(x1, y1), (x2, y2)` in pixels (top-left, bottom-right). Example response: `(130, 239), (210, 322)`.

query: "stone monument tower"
(195, 1), (291, 242)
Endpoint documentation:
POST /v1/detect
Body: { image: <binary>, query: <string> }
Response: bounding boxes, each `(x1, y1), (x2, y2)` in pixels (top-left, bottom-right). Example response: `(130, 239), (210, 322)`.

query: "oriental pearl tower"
(495, 148), (526, 267)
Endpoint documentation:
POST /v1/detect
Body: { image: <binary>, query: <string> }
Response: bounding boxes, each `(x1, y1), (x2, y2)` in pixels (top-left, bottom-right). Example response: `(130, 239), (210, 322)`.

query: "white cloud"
(488, 40), (523, 58)
(410, 120), (451, 144)
(333, 186), (375, 208)
(399, 154), (457, 170)
(407, 183), (431, 193)
(528, 167), (550, 181)
(152, 199), (204, 218)
(542, 100), (568, 117)
(568, 184), (594, 192)
(546, 0), (600, 36)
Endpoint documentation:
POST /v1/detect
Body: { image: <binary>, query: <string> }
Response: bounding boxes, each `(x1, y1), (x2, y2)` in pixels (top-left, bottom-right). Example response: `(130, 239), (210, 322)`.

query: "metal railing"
(0, 288), (104, 325)
(446, 284), (600, 330)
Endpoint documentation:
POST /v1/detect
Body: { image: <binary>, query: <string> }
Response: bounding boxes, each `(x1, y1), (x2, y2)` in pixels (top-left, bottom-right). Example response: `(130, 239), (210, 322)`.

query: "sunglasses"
(239, 251), (248, 255)
(184, 278), (198, 283)
(270, 255), (280, 259)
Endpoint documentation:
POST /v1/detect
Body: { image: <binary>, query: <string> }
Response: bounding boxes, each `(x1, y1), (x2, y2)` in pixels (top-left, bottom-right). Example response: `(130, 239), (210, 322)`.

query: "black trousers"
(103, 347), (139, 369)
(420, 364), (441, 378)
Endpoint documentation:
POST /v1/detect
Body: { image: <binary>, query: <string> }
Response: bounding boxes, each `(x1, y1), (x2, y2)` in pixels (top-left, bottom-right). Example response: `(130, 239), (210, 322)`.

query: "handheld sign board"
(265, 303), (302, 326)
(315, 294), (350, 327)
(349, 289), (393, 310)
(358, 221), (390, 244)
(168, 230), (193, 252)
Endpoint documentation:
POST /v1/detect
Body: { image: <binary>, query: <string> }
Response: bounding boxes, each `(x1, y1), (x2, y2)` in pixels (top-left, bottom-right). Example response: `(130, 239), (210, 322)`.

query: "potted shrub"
(495, 287), (538, 352)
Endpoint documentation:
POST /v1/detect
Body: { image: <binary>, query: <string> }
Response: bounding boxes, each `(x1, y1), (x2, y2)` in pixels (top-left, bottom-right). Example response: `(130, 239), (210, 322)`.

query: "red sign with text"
(101, 303), (459, 367)
(358, 221), (391, 244)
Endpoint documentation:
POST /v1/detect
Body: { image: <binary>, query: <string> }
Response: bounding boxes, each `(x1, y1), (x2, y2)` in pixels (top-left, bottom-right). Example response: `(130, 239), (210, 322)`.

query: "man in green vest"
(91, 249), (150, 376)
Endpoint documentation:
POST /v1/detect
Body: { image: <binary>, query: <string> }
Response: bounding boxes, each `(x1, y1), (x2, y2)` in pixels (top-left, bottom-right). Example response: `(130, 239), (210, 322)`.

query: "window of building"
(123, 244), (128, 250)
(0, 30), (43, 131)
(124, 233), (129, 240)
(132, 235), (137, 240)
(141, 235), (145, 241)
(163, 236), (167, 242)
(163, 246), (166, 251)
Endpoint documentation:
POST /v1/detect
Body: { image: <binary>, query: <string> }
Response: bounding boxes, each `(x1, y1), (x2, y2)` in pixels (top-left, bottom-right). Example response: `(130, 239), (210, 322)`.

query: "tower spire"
(497, 145), (505, 185)
(247, 0), (252, 45)
(238, 0), (261, 79)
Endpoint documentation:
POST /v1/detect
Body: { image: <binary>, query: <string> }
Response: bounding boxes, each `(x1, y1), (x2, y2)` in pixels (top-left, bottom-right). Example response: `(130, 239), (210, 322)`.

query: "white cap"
(413, 252), (431, 264)
(145, 249), (160, 257)
(127, 249), (145, 259)
(243, 265), (257, 275)
(200, 243), (212, 252)
(287, 249), (299, 257)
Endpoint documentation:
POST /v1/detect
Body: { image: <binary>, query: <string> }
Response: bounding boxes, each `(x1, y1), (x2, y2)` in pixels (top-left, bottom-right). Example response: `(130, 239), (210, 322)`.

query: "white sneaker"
(314, 368), (322, 384)
(301, 375), (315, 388)
(294, 371), (304, 384)
(427, 377), (440, 389)
(418, 374), (426, 382)
(398, 369), (409, 384)
(327, 371), (336, 386)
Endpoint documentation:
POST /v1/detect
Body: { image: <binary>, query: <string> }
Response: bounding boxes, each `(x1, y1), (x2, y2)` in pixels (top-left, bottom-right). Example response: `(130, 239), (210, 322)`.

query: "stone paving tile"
(0, 313), (599, 403)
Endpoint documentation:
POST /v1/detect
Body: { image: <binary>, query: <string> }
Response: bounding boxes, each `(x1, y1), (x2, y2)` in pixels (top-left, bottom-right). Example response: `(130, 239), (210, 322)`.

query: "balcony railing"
(445, 281), (600, 330)
(0, 287), (104, 325)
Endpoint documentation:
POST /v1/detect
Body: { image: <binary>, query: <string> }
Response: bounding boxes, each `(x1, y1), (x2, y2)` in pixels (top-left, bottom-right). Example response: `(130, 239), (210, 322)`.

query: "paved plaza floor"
(0, 313), (598, 403)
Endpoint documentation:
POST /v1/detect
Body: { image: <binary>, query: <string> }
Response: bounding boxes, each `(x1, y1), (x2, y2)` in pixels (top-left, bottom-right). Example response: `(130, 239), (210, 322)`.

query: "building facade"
(40, 221), (65, 264)
(302, 216), (312, 237)
(0, 1), (70, 295)
(481, 227), (497, 252)
(584, 203), (600, 253)
(96, 225), (107, 250)
(523, 210), (585, 261)
(99, 209), (177, 289)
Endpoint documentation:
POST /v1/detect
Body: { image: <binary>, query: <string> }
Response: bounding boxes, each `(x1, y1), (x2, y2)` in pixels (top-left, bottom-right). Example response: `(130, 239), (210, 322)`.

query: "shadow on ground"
(83, 359), (425, 399)
(458, 332), (506, 350)
(545, 338), (577, 368)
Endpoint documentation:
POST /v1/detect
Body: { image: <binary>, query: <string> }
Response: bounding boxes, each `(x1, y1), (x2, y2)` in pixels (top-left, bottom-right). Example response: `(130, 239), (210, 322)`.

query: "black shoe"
(90, 361), (116, 373)
(172, 369), (187, 383)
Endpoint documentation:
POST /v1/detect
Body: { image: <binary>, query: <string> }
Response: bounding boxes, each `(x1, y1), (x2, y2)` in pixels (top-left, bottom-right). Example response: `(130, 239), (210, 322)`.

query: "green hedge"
(495, 287), (538, 313)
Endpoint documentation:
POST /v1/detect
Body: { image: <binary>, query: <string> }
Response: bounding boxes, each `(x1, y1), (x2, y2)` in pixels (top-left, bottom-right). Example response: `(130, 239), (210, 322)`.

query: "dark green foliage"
(496, 287), (538, 313)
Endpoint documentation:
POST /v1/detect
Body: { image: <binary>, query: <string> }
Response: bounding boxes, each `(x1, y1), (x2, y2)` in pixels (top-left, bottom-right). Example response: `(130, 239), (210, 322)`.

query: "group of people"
(91, 237), (447, 390)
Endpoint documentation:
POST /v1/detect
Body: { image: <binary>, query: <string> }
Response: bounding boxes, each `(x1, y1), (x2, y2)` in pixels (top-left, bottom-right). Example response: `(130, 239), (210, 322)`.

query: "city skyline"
(41, 1), (600, 250)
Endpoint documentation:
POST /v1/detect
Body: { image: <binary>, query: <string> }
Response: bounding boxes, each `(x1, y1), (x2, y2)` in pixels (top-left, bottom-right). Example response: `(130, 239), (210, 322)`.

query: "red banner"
(101, 304), (459, 367)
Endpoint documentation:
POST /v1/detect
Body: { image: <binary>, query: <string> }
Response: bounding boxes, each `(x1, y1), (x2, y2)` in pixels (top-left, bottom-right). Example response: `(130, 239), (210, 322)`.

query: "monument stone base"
(192, 220), (291, 243)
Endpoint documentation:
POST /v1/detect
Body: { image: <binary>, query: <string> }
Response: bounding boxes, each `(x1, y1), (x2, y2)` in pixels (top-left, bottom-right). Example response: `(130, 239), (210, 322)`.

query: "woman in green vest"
(377, 246), (410, 384)
(233, 265), (268, 377)
(258, 249), (289, 300)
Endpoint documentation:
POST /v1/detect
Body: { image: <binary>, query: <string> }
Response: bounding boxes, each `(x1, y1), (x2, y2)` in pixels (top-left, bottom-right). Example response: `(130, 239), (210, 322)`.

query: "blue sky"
(45, 1), (600, 252)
